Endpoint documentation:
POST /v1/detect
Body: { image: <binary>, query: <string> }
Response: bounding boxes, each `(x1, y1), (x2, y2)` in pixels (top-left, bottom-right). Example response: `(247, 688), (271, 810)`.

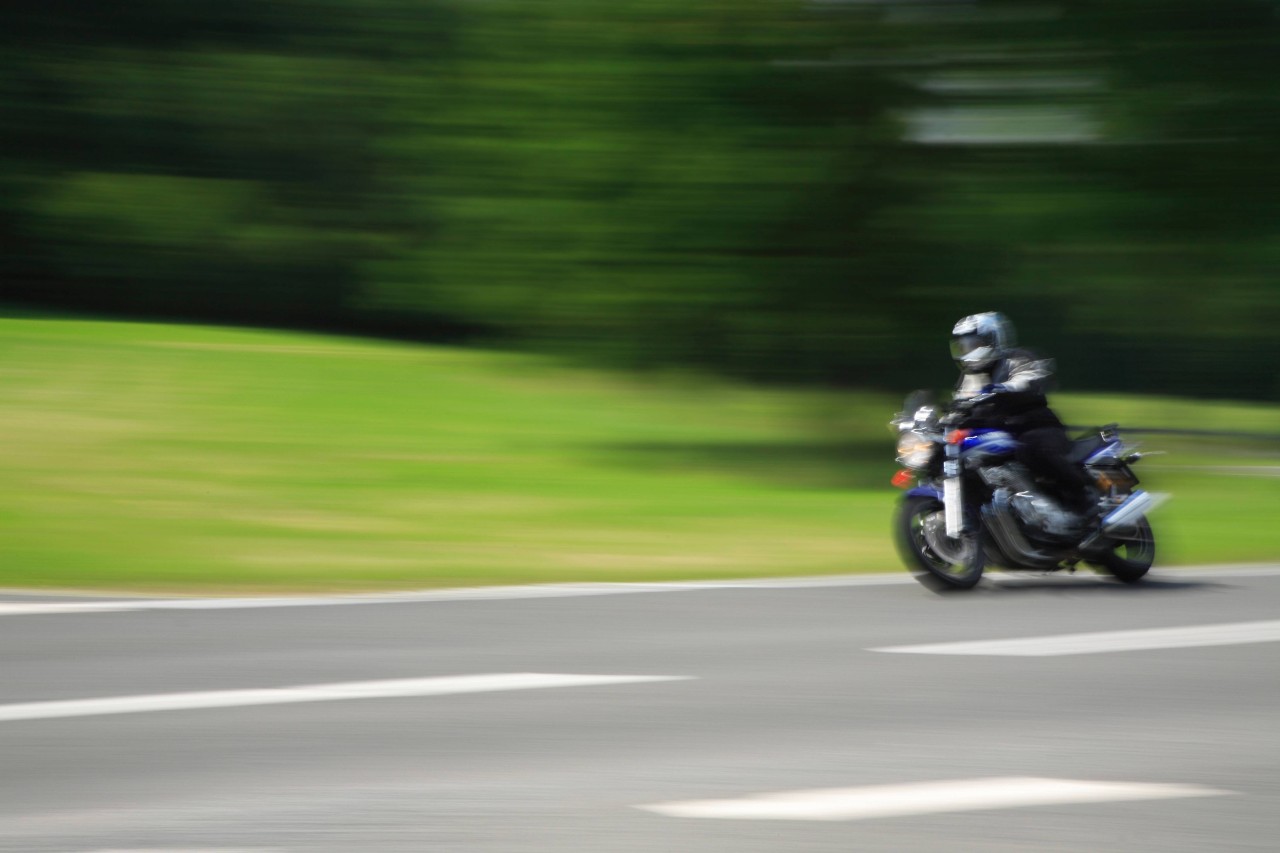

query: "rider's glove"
(947, 398), (981, 425)
(981, 383), (1009, 395)
(964, 392), (996, 406)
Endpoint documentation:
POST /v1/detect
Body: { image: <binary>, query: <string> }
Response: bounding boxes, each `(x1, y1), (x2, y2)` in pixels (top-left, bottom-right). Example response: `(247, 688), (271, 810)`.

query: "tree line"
(3, 0), (1278, 399)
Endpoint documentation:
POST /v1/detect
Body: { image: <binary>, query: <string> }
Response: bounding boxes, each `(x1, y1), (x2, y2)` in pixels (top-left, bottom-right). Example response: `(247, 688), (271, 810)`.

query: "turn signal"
(891, 469), (914, 489)
(946, 429), (971, 445)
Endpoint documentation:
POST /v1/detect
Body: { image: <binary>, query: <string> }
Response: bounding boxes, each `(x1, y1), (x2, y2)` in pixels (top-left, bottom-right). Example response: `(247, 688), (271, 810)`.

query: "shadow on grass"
(598, 439), (899, 490)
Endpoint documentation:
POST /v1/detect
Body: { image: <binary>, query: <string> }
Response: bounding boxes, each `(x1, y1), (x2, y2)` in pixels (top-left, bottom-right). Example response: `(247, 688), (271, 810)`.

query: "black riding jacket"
(953, 347), (1065, 434)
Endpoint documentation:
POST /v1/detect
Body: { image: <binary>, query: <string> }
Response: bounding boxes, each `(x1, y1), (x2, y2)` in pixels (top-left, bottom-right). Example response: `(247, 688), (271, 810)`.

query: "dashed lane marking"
(871, 619), (1280, 656)
(0, 673), (693, 724)
(638, 777), (1230, 821)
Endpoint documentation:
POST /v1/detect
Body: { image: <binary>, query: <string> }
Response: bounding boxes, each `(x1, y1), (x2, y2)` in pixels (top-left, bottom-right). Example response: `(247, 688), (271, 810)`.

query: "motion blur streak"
(4, 1), (1280, 397)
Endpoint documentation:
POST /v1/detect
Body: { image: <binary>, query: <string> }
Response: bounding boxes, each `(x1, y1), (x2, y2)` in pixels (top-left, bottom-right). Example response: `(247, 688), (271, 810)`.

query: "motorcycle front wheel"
(896, 495), (985, 591)
(1089, 516), (1155, 584)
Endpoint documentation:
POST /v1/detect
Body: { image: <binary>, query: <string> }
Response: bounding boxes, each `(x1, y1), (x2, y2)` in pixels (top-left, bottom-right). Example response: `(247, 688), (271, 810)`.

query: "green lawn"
(2, 315), (1277, 593)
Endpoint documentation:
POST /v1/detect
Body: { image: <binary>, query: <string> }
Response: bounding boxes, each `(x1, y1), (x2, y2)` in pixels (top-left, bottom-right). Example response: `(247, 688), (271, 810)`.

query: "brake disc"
(921, 511), (969, 564)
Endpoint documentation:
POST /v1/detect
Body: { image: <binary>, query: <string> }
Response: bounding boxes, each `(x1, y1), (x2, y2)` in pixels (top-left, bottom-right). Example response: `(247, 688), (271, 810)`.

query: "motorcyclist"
(948, 312), (1097, 521)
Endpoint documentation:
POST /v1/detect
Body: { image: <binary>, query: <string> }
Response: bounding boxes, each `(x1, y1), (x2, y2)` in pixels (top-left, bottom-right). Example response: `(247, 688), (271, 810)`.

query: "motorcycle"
(890, 390), (1167, 591)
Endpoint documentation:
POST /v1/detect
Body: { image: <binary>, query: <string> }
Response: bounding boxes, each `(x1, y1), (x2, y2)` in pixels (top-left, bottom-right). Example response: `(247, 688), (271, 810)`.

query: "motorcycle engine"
(1010, 492), (1080, 538)
(981, 464), (1080, 538)
(979, 464), (1034, 493)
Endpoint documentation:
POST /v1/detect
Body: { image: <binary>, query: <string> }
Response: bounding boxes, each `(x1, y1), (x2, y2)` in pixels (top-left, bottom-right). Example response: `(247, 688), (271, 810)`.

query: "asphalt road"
(1, 566), (1278, 852)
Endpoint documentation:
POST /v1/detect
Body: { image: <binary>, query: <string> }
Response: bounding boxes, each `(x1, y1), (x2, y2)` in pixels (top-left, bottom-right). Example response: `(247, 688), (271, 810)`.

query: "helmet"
(950, 312), (1013, 373)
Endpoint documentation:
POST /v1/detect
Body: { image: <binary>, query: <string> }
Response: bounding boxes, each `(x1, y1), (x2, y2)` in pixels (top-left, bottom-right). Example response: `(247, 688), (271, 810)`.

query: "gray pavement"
(0, 567), (1278, 851)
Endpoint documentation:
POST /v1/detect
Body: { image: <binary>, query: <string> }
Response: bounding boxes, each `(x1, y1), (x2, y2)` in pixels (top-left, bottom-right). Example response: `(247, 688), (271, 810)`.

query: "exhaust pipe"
(1102, 490), (1169, 533)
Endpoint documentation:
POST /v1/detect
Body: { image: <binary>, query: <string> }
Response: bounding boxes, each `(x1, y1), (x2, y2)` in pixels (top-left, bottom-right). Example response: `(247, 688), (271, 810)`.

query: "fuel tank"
(959, 428), (1018, 464)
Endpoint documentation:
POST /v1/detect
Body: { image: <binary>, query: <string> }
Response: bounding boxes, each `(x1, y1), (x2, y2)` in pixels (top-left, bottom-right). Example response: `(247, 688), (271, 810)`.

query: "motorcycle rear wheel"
(896, 495), (985, 591)
(1090, 516), (1155, 584)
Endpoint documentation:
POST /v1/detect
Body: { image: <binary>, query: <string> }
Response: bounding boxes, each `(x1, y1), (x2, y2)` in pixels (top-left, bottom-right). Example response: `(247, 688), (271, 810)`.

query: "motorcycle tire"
(1090, 516), (1155, 584)
(896, 495), (985, 591)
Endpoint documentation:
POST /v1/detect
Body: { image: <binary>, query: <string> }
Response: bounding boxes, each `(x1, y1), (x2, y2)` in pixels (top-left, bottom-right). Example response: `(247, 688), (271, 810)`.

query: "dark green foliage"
(2, 0), (1277, 398)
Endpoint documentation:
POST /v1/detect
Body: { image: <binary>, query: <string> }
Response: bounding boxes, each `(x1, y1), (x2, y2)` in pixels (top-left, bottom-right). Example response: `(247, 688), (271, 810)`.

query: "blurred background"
(3, 10), (1280, 850)
(4, 0), (1278, 399)
(4, 10), (1280, 849)
(3, 0), (1280, 592)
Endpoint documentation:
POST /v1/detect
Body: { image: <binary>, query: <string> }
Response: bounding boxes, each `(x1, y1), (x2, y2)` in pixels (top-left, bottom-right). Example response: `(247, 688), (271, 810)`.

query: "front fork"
(943, 440), (964, 537)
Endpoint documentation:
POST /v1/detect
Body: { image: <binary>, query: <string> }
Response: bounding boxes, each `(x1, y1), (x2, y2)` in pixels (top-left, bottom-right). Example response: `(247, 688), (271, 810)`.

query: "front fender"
(904, 484), (943, 501)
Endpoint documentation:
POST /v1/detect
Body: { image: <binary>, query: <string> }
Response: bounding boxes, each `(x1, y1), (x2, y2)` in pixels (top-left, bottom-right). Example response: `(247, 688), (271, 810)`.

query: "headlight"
(896, 433), (935, 469)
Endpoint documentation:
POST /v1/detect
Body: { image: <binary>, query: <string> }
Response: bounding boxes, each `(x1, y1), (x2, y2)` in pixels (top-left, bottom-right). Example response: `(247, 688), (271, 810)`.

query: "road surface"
(1, 565), (1278, 851)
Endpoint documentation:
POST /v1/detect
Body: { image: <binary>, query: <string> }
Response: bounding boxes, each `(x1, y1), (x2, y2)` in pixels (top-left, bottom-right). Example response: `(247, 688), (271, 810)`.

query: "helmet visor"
(950, 332), (996, 363)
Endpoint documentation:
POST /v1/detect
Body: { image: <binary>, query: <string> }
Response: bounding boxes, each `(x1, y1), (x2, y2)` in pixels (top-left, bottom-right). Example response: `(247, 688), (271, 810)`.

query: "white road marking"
(0, 564), (1277, 617)
(872, 618), (1280, 657)
(638, 777), (1230, 822)
(0, 673), (692, 724)
(0, 563), (1277, 619)
(0, 575), (916, 616)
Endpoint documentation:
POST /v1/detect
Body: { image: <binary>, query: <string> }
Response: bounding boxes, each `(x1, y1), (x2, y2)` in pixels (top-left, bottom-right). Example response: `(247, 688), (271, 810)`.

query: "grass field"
(2, 314), (1278, 593)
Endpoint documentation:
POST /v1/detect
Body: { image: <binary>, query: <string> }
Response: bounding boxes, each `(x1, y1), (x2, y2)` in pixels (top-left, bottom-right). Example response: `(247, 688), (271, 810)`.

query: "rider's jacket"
(953, 347), (1064, 433)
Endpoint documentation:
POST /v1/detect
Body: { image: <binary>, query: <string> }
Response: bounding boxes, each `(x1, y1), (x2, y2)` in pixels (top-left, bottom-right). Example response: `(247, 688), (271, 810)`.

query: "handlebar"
(943, 397), (977, 421)
(943, 392), (996, 425)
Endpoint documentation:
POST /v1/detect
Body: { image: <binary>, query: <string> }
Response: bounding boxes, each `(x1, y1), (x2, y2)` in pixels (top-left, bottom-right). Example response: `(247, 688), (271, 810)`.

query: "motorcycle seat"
(1067, 433), (1107, 464)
